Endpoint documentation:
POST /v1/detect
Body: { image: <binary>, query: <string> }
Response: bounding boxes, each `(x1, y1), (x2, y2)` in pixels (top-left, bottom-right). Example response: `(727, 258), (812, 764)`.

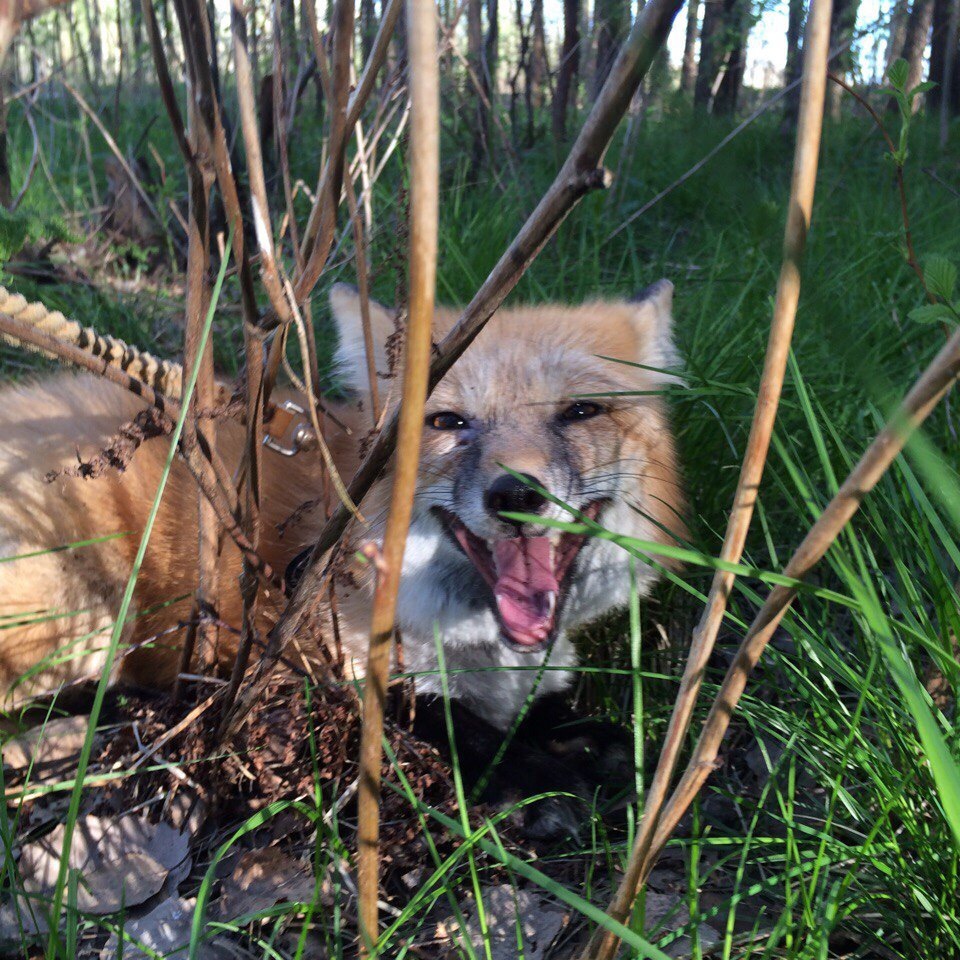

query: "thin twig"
(60, 78), (170, 234)
(344, 172), (381, 424)
(229, 0), (293, 324)
(297, 0), (403, 268)
(650, 320), (960, 868)
(827, 72), (929, 297)
(11, 99), (39, 211)
(356, 2), (439, 949)
(582, 0), (834, 955)
(292, 0), (354, 331)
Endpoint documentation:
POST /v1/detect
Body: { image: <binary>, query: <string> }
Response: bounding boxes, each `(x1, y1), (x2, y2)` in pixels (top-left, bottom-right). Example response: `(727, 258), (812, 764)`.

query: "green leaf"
(0, 208), (79, 269)
(887, 58), (909, 91)
(908, 303), (955, 325)
(909, 80), (937, 98)
(924, 254), (957, 301)
(873, 624), (960, 852)
(0, 208), (30, 266)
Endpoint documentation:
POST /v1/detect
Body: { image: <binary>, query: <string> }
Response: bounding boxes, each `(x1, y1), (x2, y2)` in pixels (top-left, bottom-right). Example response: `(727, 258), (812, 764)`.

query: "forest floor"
(1, 86), (960, 959)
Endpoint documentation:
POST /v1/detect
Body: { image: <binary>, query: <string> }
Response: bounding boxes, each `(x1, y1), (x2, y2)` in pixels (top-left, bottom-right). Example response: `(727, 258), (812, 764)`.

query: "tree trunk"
(65, 3), (94, 90)
(827, 0), (860, 118)
(529, 0), (547, 107)
(551, 0), (580, 139)
(391, 0), (408, 72)
(249, 0), (259, 85)
(83, 0), (103, 86)
(680, 0), (699, 96)
(929, 0), (959, 112)
(131, 0), (144, 88)
(942, 0), (960, 123)
(468, 0), (489, 170)
(712, 0), (751, 114)
(592, 0), (629, 99)
(902, 0), (935, 109)
(485, 0), (498, 104)
(509, 0), (526, 141)
(694, 0), (732, 109)
(886, 0), (911, 67)
(361, 0), (377, 63)
(782, 0), (804, 120)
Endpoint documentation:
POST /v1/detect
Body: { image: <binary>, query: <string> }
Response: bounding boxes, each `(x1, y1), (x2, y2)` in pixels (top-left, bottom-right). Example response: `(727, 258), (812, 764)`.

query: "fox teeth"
(545, 591), (557, 618)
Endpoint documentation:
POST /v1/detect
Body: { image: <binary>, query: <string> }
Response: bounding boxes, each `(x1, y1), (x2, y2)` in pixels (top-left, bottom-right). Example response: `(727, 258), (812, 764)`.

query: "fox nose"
(484, 473), (548, 522)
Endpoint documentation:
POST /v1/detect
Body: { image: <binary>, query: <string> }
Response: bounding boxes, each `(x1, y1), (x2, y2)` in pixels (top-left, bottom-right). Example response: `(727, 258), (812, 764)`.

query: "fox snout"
(484, 472), (548, 526)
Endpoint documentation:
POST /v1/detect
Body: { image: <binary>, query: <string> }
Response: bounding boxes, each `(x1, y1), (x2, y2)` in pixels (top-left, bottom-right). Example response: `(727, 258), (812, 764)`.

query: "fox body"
(0, 282), (683, 829)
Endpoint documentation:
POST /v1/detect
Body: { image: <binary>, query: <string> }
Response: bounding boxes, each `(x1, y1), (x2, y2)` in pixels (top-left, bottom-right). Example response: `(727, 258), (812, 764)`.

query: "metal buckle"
(263, 400), (317, 457)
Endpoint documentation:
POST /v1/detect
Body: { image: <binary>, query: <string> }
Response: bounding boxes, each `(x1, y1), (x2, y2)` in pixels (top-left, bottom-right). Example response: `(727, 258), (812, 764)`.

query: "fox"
(0, 280), (684, 836)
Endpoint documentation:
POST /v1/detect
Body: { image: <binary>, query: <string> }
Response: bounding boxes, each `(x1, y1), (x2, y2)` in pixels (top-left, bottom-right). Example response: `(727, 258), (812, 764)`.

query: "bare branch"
(356, 0), (439, 949)
(581, 0), (834, 954)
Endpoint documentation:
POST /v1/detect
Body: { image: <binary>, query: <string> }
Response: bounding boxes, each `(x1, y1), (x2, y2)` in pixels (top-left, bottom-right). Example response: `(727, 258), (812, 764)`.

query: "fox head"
(329, 282), (685, 672)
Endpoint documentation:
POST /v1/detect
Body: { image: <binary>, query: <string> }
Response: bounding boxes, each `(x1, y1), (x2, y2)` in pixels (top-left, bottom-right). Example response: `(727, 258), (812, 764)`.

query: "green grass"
(2, 79), (960, 958)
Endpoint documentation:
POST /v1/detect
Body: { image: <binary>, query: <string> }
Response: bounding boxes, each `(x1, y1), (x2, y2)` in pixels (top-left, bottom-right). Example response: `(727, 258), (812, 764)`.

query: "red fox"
(0, 281), (684, 835)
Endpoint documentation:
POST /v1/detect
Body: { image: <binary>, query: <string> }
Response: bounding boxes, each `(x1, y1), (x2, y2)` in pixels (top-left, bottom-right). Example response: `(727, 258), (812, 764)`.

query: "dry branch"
(344, 172), (381, 424)
(355, 0), (439, 950)
(179, 54), (220, 680)
(649, 318), (960, 863)
(297, 0), (403, 269)
(60, 78), (169, 233)
(582, 0), (834, 955)
(0, 0), (75, 66)
(293, 0), (355, 318)
(271, 0), (686, 667)
(229, 0), (292, 324)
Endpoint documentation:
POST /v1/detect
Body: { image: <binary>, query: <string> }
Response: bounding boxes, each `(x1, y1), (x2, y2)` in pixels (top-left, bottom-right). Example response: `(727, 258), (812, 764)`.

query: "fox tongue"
(492, 537), (559, 646)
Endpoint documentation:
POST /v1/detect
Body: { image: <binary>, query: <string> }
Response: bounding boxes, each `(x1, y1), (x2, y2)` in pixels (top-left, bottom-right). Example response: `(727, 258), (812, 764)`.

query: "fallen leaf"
(640, 891), (721, 958)
(214, 847), (318, 920)
(455, 884), (567, 960)
(99, 897), (234, 960)
(2, 715), (99, 780)
(16, 813), (191, 915)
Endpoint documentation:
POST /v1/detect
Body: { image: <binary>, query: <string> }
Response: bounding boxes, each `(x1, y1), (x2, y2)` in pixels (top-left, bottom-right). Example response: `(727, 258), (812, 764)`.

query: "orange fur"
(0, 287), (685, 705)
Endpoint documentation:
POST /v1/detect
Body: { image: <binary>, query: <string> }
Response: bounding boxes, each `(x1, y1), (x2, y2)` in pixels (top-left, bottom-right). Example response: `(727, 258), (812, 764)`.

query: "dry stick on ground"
(355, 3), (438, 951)
(260, 0), (688, 690)
(582, 0), (833, 954)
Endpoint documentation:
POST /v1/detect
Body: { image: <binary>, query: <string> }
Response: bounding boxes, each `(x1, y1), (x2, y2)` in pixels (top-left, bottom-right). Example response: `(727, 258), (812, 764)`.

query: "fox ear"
(330, 283), (397, 394)
(628, 279), (681, 383)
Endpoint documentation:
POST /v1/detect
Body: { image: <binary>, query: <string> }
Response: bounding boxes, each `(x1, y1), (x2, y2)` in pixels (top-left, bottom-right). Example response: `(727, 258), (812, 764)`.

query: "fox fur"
(0, 283), (684, 735)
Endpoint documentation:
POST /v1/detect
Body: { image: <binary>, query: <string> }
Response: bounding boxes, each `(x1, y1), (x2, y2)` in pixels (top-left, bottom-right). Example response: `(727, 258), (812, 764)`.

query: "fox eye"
(426, 411), (469, 431)
(559, 401), (605, 422)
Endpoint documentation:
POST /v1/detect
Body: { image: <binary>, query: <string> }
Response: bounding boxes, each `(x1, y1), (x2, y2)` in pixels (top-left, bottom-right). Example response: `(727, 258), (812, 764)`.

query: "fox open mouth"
(433, 501), (606, 652)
